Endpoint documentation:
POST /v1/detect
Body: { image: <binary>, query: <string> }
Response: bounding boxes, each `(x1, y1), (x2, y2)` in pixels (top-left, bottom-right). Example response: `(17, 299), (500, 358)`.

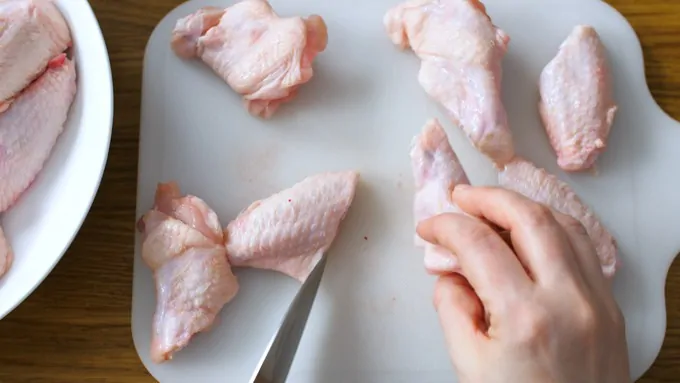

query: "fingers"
(433, 274), (487, 361)
(417, 213), (531, 310)
(423, 244), (459, 275)
(551, 211), (606, 289)
(452, 186), (580, 285)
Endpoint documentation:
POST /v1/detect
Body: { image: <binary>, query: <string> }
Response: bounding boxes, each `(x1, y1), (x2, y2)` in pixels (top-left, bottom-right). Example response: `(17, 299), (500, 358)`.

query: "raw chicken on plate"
(0, 0), (71, 113)
(171, 0), (328, 118)
(137, 182), (239, 363)
(0, 54), (76, 214)
(539, 25), (618, 172)
(385, 0), (514, 167)
(411, 119), (469, 274)
(0, 54), (76, 279)
(225, 171), (359, 282)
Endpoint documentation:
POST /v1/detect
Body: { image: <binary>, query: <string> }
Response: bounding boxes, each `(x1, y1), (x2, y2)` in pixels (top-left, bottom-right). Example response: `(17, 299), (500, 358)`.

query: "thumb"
(434, 274), (487, 365)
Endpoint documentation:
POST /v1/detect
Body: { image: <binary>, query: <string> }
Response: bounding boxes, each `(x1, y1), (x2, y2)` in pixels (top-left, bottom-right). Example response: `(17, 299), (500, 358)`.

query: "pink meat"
(499, 158), (619, 277)
(411, 119), (470, 274)
(0, 0), (71, 109)
(539, 25), (617, 172)
(225, 171), (359, 282)
(0, 54), (76, 213)
(385, 0), (514, 167)
(171, 0), (328, 118)
(137, 182), (239, 363)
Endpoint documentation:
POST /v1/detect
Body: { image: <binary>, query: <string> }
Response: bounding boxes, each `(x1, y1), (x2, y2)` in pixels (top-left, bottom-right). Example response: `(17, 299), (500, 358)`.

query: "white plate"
(0, 0), (114, 319)
(134, 0), (680, 381)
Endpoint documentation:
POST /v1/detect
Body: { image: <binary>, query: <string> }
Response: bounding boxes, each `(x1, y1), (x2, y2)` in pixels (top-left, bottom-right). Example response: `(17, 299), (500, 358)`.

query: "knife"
(249, 253), (329, 383)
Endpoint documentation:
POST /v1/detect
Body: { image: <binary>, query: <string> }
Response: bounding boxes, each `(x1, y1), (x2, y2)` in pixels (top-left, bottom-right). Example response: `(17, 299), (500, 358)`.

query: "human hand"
(417, 185), (631, 383)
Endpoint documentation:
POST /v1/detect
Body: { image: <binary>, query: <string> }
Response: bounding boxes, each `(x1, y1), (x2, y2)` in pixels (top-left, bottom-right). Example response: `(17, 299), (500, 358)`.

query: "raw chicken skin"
(539, 25), (617, 172)
(138, 182), (239, 363)
(0, 227), (12, 279)
(499, 158), (618, 277)
(170, 6), (224, 59)
(0, 54), (76, 213)
(0, 0), (71, 110)
(411, 119), (470, 274)
(385, 0), (514, 167)
(225, 171), (359, 282)
(171, 0), (328, 118)
(152, 182), (224, 244)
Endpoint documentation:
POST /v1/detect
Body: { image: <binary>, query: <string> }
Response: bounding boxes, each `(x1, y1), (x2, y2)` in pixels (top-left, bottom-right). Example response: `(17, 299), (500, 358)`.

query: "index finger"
(452, 185), (581, 285)
(417, 213), (532, 312)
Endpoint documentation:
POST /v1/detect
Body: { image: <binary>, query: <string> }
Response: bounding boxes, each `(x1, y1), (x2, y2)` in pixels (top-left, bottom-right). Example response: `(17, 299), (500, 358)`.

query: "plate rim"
(0, 0), (114, 320)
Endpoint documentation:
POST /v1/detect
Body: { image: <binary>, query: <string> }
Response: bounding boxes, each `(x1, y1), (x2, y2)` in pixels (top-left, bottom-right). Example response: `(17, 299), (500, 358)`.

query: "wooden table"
(0, 0), (678, 381)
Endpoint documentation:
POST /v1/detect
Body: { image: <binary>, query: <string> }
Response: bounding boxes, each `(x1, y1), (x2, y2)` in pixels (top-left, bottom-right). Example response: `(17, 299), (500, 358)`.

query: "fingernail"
(454, 184), (471, 192)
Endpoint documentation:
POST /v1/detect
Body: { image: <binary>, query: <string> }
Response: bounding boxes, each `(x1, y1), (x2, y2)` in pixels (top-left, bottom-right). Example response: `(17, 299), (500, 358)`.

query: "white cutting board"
(133, 0), (680, 381)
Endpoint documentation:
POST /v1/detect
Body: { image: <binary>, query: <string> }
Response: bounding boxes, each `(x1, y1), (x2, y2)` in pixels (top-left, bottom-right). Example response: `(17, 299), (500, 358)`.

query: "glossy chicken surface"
(499, 158), (618, 277)
(137, 182), (239, 363)
(539, 25), (617, 172)
(385, 0), (514, 167)
(171, 0), (328, 118)
(411, 119), (469, 274)
(225, 171), (359, 282)
(0, 0), (71, 112)
(0, 54), (76, 214)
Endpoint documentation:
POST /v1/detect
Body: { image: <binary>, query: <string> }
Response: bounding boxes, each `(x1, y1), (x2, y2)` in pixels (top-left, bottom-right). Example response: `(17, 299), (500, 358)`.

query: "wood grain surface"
(0, 0), (678, 381)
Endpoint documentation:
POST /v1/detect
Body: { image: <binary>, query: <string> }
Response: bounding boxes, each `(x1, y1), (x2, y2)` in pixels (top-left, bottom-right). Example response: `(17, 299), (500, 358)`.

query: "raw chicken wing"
(225, 171), (359, 282)
(137, 182), (239, 363)
(0, 0), (71, 112)
(385, 0), (514, 167)
(411, 119), (469, 274)
(171, 0), (328, 118)
(0, 54), (76, 213)
(539, 25), (617, 172)
(499, 158), (618, 277)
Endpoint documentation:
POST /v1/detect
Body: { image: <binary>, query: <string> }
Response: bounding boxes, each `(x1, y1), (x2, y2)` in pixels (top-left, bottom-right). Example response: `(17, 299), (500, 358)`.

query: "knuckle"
(574, 303), (598, 333)
(512, 304), (550, 345)
(465, 222), (496, 246)
(521, 203), (555, 229)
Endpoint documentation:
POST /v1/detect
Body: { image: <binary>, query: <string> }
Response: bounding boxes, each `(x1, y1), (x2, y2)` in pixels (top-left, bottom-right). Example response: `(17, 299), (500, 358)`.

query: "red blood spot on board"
(364, 236), (368, 240)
